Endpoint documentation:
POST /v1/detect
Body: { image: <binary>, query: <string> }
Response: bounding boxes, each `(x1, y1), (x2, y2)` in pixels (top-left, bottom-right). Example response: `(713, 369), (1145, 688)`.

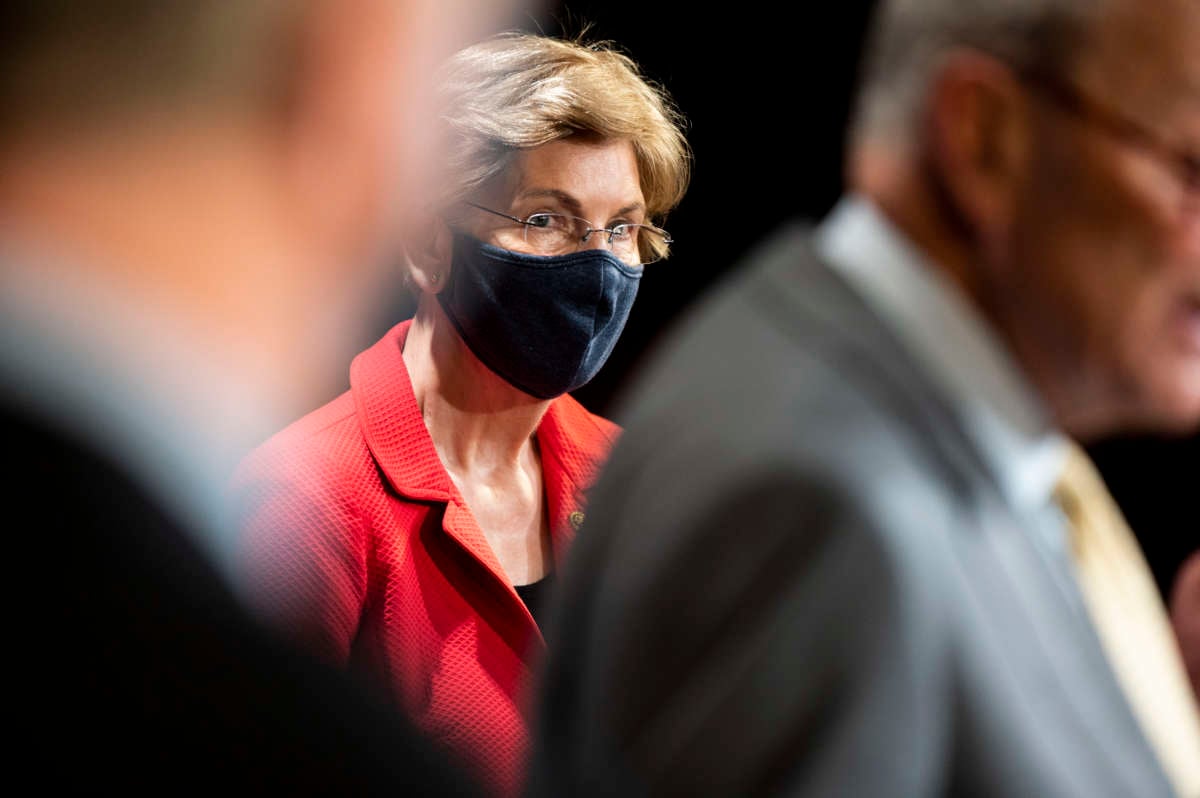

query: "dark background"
(375, 0), (1196, 602)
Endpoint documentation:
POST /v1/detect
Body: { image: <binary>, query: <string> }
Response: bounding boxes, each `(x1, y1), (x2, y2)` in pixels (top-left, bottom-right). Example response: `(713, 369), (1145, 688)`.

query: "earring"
(430, 271), (442, 285)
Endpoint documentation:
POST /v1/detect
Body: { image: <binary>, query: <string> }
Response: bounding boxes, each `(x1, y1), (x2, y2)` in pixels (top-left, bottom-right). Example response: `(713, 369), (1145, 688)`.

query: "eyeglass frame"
(1015, 64), (1200, 205)
(463, 201), (673, 265)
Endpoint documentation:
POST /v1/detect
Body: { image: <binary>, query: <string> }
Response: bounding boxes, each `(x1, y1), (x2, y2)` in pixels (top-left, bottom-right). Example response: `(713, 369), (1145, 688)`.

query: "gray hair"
(849, 0), (1106, 145)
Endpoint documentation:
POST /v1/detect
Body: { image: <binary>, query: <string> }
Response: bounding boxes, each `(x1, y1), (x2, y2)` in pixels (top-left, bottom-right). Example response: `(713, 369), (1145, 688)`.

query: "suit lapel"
(537, 394), (619, 570)
(352, 320), (620, 657)
(351, 320), (510, 584)
(754, 226), (992, 499)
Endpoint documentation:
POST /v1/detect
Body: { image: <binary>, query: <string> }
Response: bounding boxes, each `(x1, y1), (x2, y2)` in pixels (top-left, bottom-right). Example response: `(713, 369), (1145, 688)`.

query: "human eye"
(525, 213), (573, 232)
(610, 222), (635, 242)
(521, 213), (578, 253)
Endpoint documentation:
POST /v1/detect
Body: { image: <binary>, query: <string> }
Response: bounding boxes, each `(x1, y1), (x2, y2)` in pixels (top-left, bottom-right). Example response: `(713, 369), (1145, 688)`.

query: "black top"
(515, 572), (556, 632)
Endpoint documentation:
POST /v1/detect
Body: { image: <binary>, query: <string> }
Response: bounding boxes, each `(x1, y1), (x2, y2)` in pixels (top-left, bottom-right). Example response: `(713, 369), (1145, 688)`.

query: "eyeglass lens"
(523, 213), (666, 264)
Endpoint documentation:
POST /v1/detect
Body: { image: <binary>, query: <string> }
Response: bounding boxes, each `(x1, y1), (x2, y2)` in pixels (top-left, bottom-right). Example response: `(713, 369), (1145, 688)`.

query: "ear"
(403, 214), (454, 295)
(923, 50), (1032, 243)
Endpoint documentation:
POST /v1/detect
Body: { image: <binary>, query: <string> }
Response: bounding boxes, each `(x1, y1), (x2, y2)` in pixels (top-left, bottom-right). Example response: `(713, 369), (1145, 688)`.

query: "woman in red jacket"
(228, 30), (691, 798)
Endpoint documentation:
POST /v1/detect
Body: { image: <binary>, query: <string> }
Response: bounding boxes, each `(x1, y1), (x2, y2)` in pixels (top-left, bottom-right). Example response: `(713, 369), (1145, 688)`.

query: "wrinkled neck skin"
(403, 293), (551, 476)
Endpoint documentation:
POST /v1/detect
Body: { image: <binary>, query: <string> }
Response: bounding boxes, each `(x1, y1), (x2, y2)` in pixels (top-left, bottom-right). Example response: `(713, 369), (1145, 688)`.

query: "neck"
(853, 144), (985, 311)
(403, 297), (552, 473)
(871, 177), (1120, 441)
(853, 143), (1093, 436)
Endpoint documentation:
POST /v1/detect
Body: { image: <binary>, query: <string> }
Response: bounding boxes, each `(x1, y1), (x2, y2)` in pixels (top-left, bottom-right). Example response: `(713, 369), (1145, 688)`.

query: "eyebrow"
(517, 188), (646, 219)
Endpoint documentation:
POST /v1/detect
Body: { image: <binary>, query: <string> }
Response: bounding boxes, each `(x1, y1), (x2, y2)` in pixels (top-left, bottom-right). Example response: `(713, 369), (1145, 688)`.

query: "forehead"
(1077, 0), (1200, 115)
(504, 137), (644, 208)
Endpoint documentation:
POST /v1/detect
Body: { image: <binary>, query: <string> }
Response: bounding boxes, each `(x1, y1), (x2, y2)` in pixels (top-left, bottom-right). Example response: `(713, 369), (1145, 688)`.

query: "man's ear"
(922, 50), (1032, 242)
(404, 215), (454, 295)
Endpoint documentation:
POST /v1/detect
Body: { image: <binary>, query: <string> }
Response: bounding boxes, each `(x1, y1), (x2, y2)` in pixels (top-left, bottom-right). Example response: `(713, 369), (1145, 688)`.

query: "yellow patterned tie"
(1054, 442), (1200, 797)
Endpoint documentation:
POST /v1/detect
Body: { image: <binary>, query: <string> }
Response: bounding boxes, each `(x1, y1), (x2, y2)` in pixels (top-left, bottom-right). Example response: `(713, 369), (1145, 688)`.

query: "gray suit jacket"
(528, 222), (1176, 797)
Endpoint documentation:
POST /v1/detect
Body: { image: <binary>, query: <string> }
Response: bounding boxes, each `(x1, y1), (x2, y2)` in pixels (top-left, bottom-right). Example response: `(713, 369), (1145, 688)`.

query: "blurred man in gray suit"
(528, 0), (1200, 795)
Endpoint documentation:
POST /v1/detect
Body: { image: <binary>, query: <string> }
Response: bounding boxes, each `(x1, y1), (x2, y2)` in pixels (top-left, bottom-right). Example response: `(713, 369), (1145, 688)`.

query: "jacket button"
(568, 511), (586, 531)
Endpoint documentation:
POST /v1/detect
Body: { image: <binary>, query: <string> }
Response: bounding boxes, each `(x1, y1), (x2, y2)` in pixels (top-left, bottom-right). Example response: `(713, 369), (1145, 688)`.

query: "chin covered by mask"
(436, 232), (642, 399)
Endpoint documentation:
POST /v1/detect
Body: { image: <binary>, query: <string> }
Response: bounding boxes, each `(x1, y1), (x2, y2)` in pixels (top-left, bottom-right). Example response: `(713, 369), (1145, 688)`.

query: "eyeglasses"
(464, 201), (673, 265)
(1018, 66), (1200, 209)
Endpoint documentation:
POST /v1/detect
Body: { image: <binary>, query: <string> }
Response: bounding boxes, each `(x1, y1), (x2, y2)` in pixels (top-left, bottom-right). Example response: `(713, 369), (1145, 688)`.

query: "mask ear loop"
(400, 216), (454, 295)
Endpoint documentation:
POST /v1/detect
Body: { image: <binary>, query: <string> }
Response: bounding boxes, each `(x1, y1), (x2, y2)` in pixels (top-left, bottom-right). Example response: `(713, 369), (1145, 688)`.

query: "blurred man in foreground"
(0, 0), (527, 791)
(530, 0), (1200, 795)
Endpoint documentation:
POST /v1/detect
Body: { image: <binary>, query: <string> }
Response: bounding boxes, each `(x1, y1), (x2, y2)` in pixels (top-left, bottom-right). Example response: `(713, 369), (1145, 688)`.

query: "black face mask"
(436, 231), (643, 399)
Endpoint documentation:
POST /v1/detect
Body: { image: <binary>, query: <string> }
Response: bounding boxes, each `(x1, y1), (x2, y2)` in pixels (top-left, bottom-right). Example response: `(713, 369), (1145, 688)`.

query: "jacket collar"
(350, 318), (620, 573)
(536, 383), (620, 566)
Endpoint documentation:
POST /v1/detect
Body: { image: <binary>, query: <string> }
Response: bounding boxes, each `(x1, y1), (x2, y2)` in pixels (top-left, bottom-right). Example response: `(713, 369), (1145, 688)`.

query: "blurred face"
(346, 0), (527, 263)
(292, 0), (527, 399)
(998, 0), (1200, 437)
(468, 136), (648, 260)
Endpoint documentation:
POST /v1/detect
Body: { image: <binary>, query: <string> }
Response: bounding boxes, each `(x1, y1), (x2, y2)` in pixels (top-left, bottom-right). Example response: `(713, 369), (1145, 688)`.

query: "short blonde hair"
(434, 30), (692, 262)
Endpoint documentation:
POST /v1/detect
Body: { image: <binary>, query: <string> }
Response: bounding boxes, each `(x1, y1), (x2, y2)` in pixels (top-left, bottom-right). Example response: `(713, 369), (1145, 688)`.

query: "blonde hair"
(434, 30), (692, 262)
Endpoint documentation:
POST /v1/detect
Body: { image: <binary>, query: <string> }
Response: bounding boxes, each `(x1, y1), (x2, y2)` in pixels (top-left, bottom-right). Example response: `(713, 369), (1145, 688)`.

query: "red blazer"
(228, 319), (620, 798)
